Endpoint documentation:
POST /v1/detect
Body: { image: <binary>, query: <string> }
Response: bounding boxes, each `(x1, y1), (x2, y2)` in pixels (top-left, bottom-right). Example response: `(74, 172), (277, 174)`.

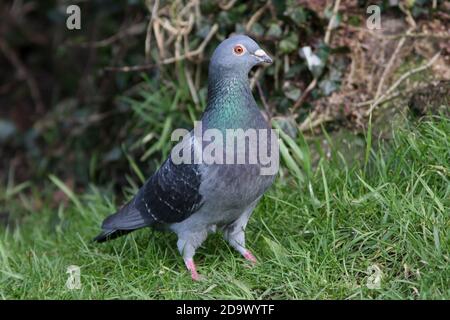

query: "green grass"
(0, 116), (449, 299)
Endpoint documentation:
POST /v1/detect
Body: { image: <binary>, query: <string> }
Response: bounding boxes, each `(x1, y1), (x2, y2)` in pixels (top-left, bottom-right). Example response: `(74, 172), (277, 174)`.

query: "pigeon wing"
(134, 156), (203, 224)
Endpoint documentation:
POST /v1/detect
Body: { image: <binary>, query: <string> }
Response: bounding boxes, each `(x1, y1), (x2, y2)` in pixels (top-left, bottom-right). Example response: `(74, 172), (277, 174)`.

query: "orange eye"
(233, 45), (245, 55)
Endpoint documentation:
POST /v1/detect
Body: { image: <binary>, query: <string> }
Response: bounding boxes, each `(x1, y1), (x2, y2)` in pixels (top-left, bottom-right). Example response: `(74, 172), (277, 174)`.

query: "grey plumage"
(94, 35), (278, 280)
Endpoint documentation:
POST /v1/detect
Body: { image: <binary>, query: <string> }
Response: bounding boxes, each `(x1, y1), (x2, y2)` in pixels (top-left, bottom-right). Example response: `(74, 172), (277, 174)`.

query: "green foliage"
(2, 0), (446, 190)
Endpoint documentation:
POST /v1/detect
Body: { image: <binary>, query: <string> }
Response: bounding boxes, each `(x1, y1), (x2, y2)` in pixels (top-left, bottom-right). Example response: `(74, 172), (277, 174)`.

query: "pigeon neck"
(202, 70), (256, 129)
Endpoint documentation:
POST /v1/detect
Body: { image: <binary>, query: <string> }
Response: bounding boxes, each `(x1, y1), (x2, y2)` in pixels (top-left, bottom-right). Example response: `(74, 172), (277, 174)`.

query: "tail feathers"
(93, 199), (153, 243)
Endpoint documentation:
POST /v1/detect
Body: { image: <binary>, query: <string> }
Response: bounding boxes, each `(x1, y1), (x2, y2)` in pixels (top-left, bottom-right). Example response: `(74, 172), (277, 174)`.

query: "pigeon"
(94, 35), (278, 280)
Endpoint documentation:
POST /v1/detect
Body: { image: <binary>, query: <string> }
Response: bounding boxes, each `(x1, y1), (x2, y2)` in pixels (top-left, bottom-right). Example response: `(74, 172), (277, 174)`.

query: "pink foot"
(243, 250), (257, 265)
(185, 259), (200, 281)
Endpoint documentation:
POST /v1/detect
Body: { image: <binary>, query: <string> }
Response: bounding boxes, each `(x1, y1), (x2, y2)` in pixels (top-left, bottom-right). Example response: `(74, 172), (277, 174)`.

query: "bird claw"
(185, 259), (204, 281)
(243, 250), (257, 265)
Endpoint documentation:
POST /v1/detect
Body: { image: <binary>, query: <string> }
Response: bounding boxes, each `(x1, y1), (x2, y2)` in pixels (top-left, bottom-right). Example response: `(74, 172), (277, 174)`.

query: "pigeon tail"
(93, 198), (153, 243)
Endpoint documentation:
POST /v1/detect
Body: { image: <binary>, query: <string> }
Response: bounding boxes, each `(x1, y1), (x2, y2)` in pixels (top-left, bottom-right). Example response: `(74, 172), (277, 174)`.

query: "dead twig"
(323, 0), (341, 44)
(145, 0), (160, 63)
(245, 2), (270, 32)
(292, 78), (318, 112)
(103, 23), (218, 72)
(374, 29), (412, 101)
(354, 91), (402, 107)
(153, 19), (166, 60)
(161, 23), (218, 64)
(68, 22), (147, 48)
(256, 81), (272, 120)
(250, 68), (263, 90)
(104, 1), (216, 71)
(365, 52), (441, 116)
(155, 15), (194, 36)
(0, 38), (45, 113)
(219, 0), (238, 11)
(298, 110), (333, 132)
(399, 3), (417, 30)
(102, 64), (156, 73)
(184, 67), (199, 107)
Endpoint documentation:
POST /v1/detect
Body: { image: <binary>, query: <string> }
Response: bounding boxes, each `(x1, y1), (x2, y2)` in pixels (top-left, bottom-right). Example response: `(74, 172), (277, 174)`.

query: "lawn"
(0, 116), (448, 299)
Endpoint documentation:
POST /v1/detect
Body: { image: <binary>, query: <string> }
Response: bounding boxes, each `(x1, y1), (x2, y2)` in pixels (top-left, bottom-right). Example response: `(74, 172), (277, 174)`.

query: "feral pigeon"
(94, 35), (278, 280)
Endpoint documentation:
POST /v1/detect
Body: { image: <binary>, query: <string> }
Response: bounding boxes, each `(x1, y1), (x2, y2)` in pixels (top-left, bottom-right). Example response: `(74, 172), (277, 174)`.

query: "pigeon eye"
(233, 45), (245, 56)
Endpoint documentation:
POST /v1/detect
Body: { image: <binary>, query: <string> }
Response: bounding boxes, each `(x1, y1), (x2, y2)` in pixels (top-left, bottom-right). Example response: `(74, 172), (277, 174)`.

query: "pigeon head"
(209, 35), (272, 76)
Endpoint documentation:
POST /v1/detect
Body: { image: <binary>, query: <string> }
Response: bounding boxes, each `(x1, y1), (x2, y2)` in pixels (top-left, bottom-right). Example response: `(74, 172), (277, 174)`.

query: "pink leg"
(243, 250), (257, 265)
(185, 259), (200, 281)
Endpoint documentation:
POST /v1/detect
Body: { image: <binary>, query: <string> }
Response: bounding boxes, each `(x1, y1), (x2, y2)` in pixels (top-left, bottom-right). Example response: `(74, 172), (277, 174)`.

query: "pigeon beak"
(253, 49), (273, 64)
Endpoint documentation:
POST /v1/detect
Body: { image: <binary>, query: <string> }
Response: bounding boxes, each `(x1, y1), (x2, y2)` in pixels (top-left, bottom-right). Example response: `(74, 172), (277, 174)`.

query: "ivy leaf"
(319, 79), (338, 96)
(279, 33), (298, 54)
(318, 68), (342, 96)
(250, 22), (265, 37)
(299, 46), (324, 78)
(266, 23), (282, 38)
(0, 120), (16, 143)
(283, 81), (301, 101)
(284, 2), (307, 27)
